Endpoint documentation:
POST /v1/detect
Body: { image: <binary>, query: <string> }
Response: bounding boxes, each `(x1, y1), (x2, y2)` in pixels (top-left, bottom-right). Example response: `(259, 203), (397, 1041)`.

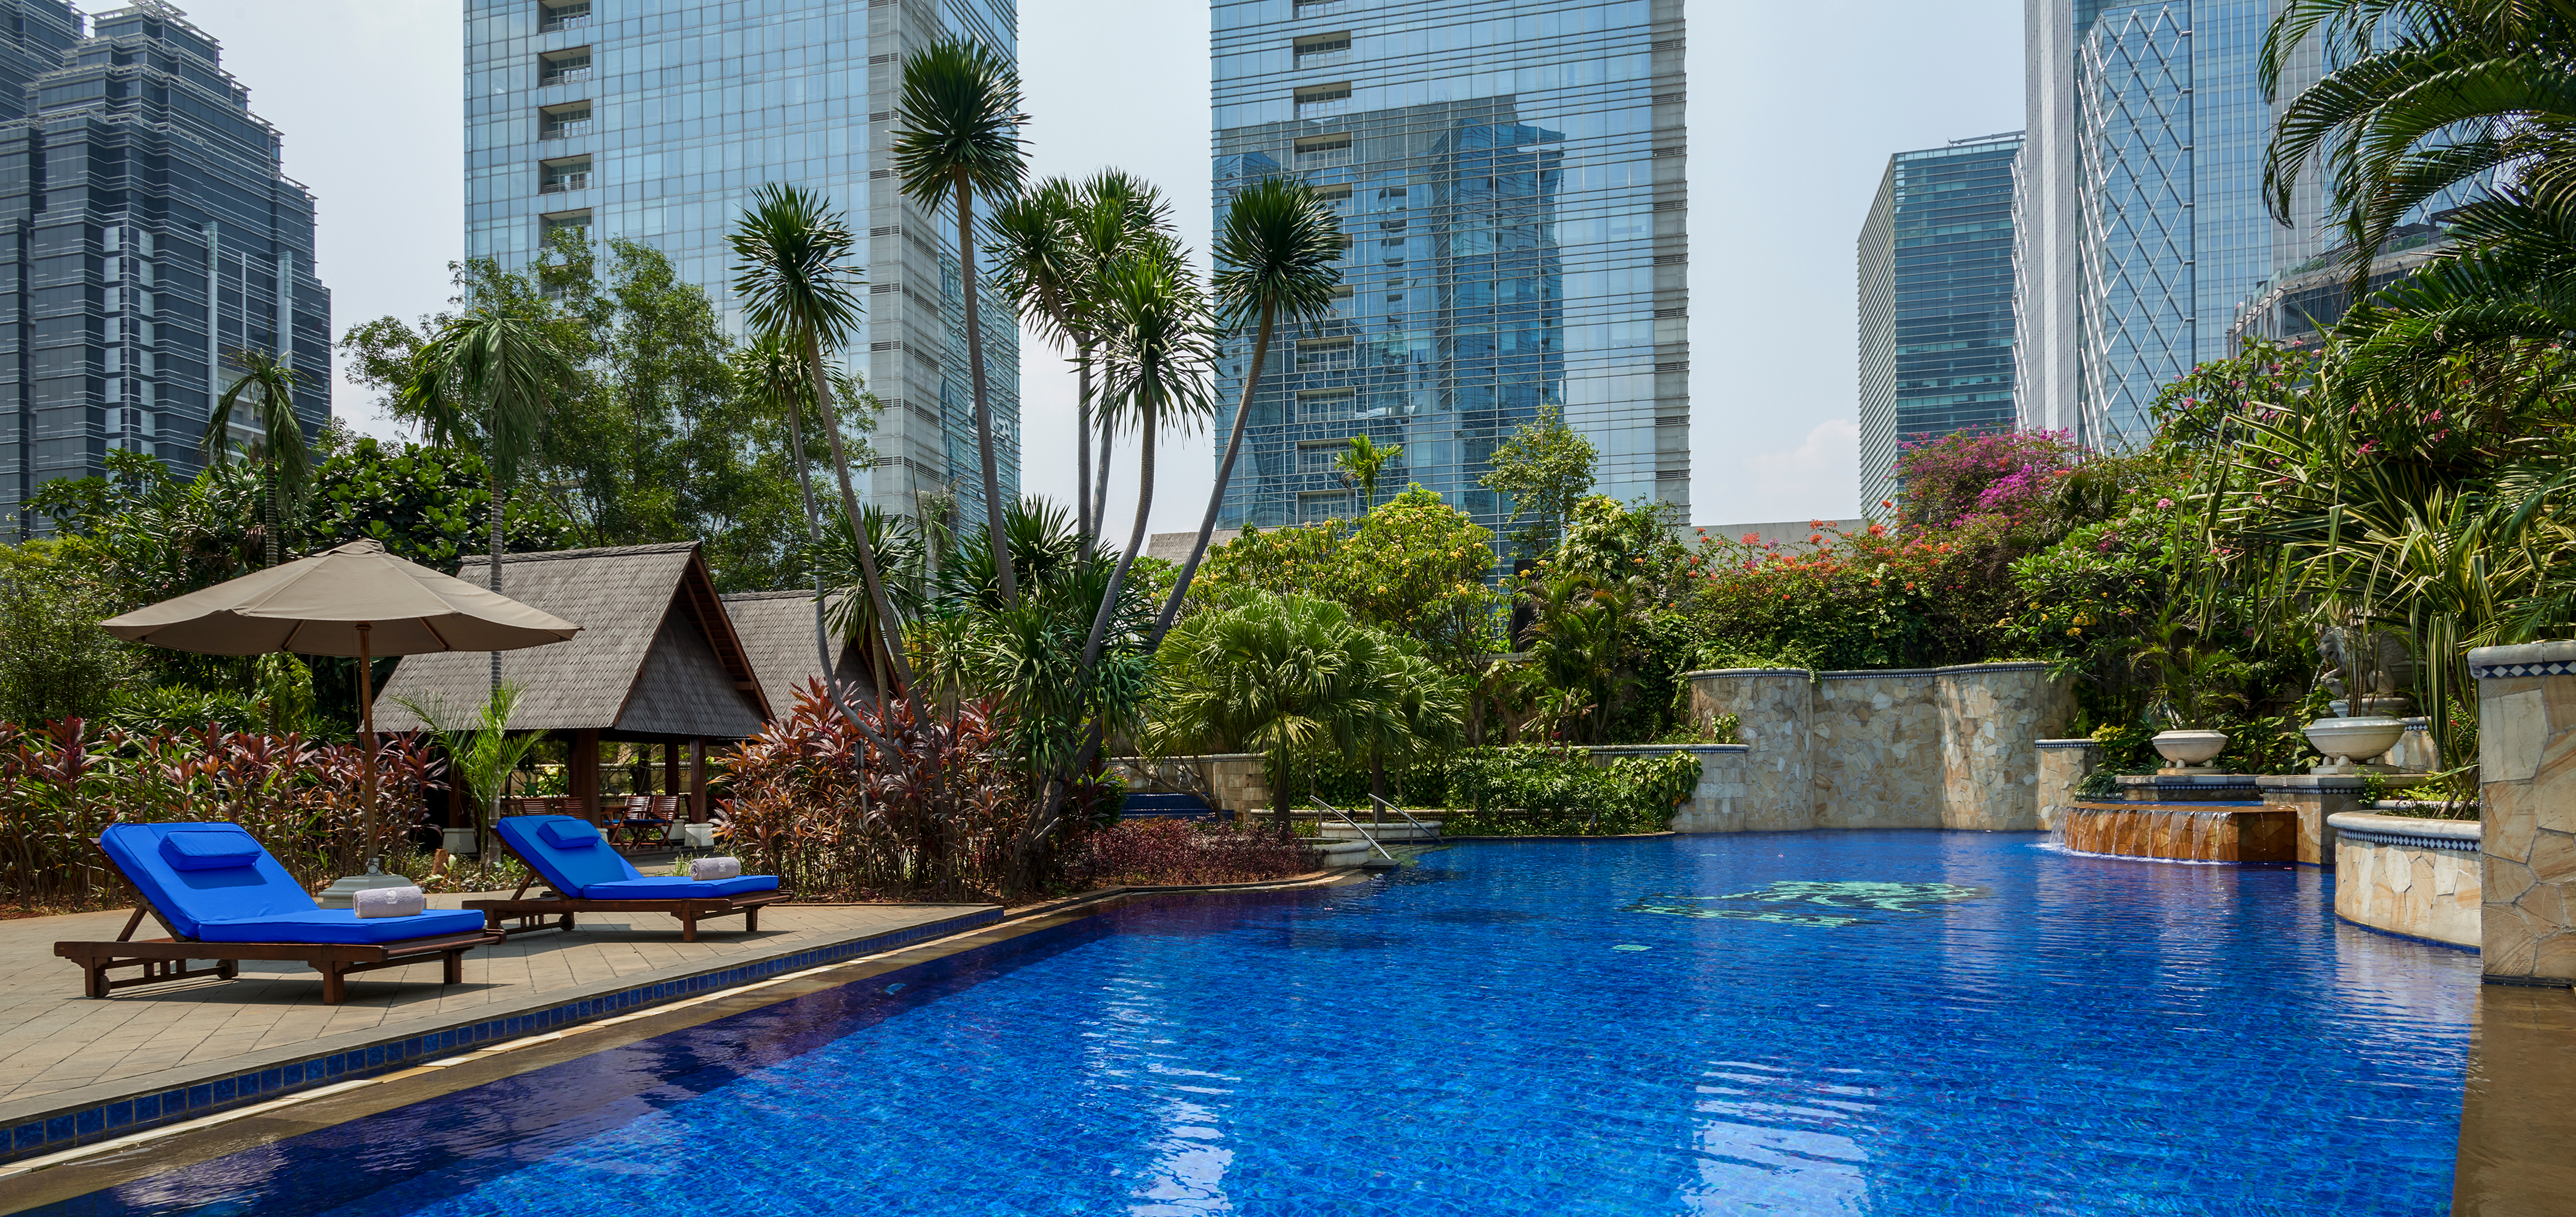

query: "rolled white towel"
(690, 856), (742, 882)
(353, 885), (427, 918)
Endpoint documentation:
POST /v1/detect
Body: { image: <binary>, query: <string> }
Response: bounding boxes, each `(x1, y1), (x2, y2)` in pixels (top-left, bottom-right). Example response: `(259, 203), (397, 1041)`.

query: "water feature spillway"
(2058, 801), (2298, 861)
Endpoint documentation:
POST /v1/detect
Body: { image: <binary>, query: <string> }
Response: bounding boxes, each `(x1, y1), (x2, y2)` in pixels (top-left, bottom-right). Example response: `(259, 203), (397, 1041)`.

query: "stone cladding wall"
(1682, 663), (2075, 832)
(2470, 640), (2576, 983)
(2329, 812), (2481, 948)
(2034, 740), (2102, 831)
(1589, 744), (1754, 832)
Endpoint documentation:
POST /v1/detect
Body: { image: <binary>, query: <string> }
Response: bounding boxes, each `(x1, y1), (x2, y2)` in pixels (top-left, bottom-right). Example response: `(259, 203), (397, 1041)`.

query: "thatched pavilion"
(374, 541), (769, 825)
(720, 589), (877, 721)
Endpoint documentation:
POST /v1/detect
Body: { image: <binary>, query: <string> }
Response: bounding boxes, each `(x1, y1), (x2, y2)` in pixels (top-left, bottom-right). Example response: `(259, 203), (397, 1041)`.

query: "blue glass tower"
(0, 1), (331, 534)
(463, 0), (1018, 524)
(1857, 133), (2022, 514)
(1209, 0), (1687, 541)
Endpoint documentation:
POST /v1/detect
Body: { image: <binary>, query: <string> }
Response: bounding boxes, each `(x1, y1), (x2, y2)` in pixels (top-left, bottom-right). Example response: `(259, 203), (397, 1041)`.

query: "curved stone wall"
(2329, 812), (2481, 948)
(1682, 663), (2076, 832)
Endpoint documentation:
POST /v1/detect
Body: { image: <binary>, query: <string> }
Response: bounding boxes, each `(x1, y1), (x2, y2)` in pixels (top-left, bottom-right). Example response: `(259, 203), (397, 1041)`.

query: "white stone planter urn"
(2304, 716), (2407, 774)
(2151, 729), (2230, 769)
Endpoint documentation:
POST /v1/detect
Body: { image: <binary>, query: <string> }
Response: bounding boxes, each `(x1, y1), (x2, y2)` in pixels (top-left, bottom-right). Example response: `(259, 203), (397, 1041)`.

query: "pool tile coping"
(0, 905), (1003, 1165)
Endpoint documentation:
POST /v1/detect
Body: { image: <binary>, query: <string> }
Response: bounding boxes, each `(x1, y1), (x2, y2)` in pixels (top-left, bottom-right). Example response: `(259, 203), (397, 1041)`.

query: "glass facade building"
(0, 1), (330, 535)
(1209, 0), (1687, 540)
(463, 0), (1018, 525)
(1856, 133), (2022, 514)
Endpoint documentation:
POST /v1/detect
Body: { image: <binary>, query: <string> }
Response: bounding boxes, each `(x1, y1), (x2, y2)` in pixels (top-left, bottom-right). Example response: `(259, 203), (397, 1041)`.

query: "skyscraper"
(1208, 0), (1688, 543)
(1857, 133), (2023, 515)
(463, 0), (1018, 526)
(0, 0), (330, 534)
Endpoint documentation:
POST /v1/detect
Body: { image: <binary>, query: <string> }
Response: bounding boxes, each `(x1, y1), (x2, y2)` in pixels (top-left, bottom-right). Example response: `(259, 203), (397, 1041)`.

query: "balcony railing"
(542, 119), (593, 140)
(541, 66), (592, 86)
(540, 13), (593, 33)
(540, 172), (591, 194)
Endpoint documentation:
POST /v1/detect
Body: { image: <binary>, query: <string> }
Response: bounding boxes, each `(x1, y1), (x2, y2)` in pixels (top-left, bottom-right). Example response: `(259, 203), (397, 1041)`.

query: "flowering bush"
(1892, 429), (2089, 533)
(719, 682), (1030, 901)
(0, 719), (438, 910)
(1063, 818), (1311, 887)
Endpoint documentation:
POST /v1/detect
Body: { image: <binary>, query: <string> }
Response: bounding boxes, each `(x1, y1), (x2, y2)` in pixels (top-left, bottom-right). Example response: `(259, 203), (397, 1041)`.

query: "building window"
(540, 101), (591, 140)
(1296, 439), (1349, 473)
(539, 0), (592, 32)
(539, 155), (592, 194)
(1294, 134), (1352, 168)
(1296, 389), (1354, 423)
(1294, 337), (1353, 371)
(1298, 490), (1356, 523)
(1293, 83), (1353, 118)
(1313, 183), (1353, 207)
(1293, 32), (1352, 67)
(539, 46), (591, 86)
(541, 208), (592, 239)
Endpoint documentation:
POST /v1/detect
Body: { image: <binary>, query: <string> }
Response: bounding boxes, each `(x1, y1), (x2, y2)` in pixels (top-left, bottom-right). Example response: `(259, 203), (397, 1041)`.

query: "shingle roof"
(720, 589), (876, 721)
(373, 542), (769, 739)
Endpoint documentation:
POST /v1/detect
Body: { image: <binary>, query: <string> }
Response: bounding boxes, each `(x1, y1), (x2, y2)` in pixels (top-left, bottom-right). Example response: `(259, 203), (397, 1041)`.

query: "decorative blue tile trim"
(2336, 825), (2482, 854)
(0, 907), (1001, 1165)
(2468, 660), (2576, 680)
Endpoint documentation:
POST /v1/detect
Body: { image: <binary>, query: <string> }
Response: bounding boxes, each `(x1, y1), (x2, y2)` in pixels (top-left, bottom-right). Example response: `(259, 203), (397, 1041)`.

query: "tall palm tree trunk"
(1150, 299), (1275, 647)
(1075, 350), (1094, 552)
(1081, 408), (1156, 669)
(801, 330), (916, 695)
(956, 171), (1017, 608)
(1093, 415), (1115, 541)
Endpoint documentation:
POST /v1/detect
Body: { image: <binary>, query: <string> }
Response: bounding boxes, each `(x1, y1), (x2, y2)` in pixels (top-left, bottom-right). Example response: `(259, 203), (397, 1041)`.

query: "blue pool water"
(47, 833), (2476, 1215)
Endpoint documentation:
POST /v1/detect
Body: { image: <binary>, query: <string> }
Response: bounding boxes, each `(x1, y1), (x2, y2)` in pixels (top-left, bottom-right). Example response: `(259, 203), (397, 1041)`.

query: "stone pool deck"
(0, 894), (1000, 1165)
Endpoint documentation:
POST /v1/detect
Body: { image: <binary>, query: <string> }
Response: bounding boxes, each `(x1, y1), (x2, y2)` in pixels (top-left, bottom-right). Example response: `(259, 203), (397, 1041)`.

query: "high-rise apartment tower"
(1857, 132), (2023, 515)
(0, 0), (330, 534)
(464, 0), (1019, 524)
(1209, 0), (1688, 541)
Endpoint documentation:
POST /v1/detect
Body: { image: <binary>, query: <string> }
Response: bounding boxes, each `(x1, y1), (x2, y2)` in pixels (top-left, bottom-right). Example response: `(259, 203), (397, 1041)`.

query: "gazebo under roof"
(721, 589), (877, 721)
(375, 541), (768, 825)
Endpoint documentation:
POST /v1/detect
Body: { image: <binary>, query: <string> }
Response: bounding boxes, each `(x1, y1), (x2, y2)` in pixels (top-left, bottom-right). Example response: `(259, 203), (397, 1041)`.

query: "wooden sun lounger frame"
(55, 903), (505, 1005)
(463, 835), (787, 944)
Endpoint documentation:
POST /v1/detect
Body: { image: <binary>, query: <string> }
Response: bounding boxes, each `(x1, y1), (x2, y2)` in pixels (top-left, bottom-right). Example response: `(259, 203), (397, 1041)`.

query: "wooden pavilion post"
(571, 728), (602, 825)
(689, 737), (709, 823)
(662, 742), (681, 799)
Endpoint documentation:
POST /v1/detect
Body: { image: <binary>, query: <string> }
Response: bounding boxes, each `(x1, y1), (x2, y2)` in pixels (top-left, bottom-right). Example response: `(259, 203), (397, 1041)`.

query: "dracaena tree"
(202, 347), (311, 568)
(894, 35), (1029, 604)
(403, 311), (573, 698)
(730, 186), (913, 721)
(1082, 237), (1217, 671)
(1152, 176), (1343, 645)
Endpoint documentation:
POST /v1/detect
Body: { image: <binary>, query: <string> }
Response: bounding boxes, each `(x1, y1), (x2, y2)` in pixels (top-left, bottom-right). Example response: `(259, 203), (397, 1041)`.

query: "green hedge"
(1439, 746), (1699, 836)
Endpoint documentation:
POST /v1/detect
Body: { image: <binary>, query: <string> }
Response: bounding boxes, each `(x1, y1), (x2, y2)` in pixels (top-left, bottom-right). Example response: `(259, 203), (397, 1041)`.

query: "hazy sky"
(160, 0), (2021, 533)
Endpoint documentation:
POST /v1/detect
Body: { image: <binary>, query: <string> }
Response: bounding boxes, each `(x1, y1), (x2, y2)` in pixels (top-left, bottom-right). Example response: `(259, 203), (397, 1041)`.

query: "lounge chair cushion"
(577, 875), (781, 900)
(493, 815), (643, 894)
(99, 822), (318, 940)
(539, 819), (604, 848)
(160, 829), (263, 871)
(194, 908), (488, 945)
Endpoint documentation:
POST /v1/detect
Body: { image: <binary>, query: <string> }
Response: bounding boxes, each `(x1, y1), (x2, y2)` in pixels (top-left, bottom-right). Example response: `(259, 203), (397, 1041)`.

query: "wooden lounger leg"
(745, 906), (759, 933)
(320, 963), (347, 1006)
(219, 959), (238, 980)
(679, 908), (698, 943)
(443, 949), (465, 985)
(83, 959), (108, 1000)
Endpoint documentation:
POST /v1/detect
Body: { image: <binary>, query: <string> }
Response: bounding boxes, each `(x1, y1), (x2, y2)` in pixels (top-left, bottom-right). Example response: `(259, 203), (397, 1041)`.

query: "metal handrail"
(1368, 794), (1438, 840)
(1310, 797), (1394, 861)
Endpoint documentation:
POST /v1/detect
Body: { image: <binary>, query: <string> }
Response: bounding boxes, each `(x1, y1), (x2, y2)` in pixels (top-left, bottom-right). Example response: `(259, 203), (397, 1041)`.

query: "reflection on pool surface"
(53, 832), (2474, 1215)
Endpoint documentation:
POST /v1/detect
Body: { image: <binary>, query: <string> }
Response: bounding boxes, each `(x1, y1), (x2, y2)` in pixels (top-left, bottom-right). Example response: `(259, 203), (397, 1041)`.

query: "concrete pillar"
(2034, 739), (2101, 831)
(2469, 641), (2576, 984)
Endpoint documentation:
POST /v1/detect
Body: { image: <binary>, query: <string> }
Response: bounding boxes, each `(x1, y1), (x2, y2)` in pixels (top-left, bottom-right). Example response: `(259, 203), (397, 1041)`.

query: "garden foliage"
(1441, 746), (1700, 836)
(1064, 817), (1311, 887)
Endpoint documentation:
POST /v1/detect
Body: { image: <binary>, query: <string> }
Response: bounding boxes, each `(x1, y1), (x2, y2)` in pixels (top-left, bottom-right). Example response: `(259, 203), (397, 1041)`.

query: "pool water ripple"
(38, 832), (2474, 1216)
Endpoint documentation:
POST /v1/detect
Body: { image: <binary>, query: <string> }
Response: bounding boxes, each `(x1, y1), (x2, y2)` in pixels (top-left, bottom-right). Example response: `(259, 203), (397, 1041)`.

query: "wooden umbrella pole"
(357, 622), (377, 868)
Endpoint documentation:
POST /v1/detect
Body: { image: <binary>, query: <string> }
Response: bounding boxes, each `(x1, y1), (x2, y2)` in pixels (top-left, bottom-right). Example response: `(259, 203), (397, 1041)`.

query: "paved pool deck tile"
(0, 894), (997, 1159)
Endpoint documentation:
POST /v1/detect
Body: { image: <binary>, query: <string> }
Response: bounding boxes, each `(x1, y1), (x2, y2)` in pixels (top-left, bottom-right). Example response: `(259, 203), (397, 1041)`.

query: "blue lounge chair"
(57, 822), (501, 1005)
(465, 815), (783, 942)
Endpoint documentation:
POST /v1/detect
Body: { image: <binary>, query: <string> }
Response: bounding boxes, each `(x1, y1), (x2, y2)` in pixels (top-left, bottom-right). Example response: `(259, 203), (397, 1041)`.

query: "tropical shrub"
(1064, 818), (1311, 887)
(0, 720), (438, 911)
(718, 683), (1029, 901)
(1193, 485), (1503, 670)
(1440, 746), (1699, 836)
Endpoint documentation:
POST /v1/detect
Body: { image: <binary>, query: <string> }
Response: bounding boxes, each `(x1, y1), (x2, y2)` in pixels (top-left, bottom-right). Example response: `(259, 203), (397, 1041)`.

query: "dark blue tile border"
(0, 907), (1001, 1165)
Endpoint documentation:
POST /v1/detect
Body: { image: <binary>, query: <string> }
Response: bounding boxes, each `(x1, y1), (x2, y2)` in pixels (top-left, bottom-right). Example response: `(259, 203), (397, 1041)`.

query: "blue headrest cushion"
(160, 828), (263, 871)
(539, 819), (603, 848)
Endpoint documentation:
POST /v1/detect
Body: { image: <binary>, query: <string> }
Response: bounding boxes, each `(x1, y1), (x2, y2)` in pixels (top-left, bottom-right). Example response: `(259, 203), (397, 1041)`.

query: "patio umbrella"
(102, 539), (581, 864)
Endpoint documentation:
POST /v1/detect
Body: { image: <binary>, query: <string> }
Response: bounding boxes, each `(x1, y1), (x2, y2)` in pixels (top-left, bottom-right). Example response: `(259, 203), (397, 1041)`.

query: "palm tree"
(202, 347), (310, 568)
(893, 35), (1028, 605)
(1081, 239), (1217, 669)
(1334, 434), (1402, 513)
(1150, 177), (1342, 646)
(730, 185), (915, 703)
(987, 178), (1088, 536)
(1070, 172), (1173, 551)
(2262, 0), (2576, 280)
(404, 310), (573, 699)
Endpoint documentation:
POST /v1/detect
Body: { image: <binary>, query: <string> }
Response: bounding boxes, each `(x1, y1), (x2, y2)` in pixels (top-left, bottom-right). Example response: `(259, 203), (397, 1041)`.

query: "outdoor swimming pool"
(41, 832), (2476, 1215)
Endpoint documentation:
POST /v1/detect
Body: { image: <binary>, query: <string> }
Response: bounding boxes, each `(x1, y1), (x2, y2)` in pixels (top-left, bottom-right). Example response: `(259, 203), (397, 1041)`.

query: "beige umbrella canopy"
(102, 539), (581, 857)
